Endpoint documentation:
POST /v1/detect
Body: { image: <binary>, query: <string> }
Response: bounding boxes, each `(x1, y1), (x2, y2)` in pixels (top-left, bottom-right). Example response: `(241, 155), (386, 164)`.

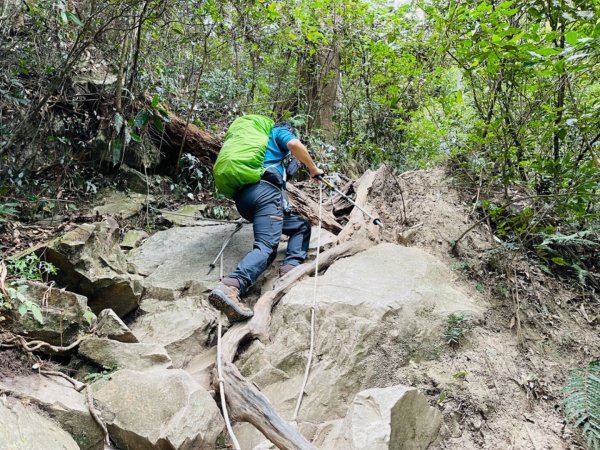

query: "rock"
(389, 387), (443, 449)
(121, 229), (149, 249)
(161, 204), (209, 226)
(8, 281), (90, 346)
(128, 223), (253, 295)
(96, 309), (138, 343)
(235, 243), (483, 447)
(92, 191), (150, 219)
(130, 296), (217, 368)
(117, 165), (150, 194)
(21, 218), (143, 317)
(315, 385), (442, 450)
(92, 368), (224, 449)
(79, 337), (172, 371)
(0, 395), (80, 450)
(0, 376), (104, 450)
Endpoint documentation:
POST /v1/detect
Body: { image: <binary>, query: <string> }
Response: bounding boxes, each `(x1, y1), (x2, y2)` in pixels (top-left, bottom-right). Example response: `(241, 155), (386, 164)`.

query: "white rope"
(217, 318), (242, 450)
(292, 182), (324, 421)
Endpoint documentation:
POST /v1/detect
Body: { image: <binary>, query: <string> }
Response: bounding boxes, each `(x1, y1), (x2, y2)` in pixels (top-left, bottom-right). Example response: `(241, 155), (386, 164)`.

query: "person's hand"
(310, 167), (324, 179)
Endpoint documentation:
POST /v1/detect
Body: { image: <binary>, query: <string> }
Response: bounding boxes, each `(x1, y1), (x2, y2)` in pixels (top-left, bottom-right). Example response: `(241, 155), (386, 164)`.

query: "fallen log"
(144, 94), (221, 174)
(213, 239), (368, 449)
(287, 183), (343, 234)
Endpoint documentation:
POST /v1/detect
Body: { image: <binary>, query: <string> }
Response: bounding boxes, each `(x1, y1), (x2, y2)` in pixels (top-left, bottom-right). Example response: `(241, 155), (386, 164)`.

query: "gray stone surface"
(92, 191), (148, 219)
(234, 243), (483, 448)
(314, 385), (442, 450)
(8, 281), (89, 346)
(162, 204), (209, 226)
(21, 218), (143, 317)
(121, 229), (149, 249)
(96, 308), (138, 343)
(92, 368), (224, 450)
(0, 396), (80, 450)
(0, 376), (104, 450)
(130, 296), (217, 368)
(128, 223), (253, 295)
(79, 337), (172, 371)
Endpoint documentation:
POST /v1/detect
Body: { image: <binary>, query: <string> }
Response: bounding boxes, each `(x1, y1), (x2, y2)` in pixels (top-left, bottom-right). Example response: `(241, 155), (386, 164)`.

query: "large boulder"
(314, 385), (442, 450)
(128, 223), (253, 297)
(0, 396), (80, 450)
(129, 296), (217, 368)
(79, 337), (172, 371)
(8, 281), (90, 346)
(92, 368), (224, 450)
(0, 376), (104, 450)
(234, 243), (484, 447)
(22, 218), (143, 317)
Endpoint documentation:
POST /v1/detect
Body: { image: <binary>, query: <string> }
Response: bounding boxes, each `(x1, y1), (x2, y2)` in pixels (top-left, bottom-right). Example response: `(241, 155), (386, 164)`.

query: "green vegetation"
(564, 360), (600, 450)
(444, 313), (471, 346)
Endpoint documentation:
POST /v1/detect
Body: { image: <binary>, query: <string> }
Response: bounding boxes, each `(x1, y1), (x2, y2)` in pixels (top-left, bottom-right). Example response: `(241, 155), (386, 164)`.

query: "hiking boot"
(279, 264), (297, 277)
(208, 277), (253, 323)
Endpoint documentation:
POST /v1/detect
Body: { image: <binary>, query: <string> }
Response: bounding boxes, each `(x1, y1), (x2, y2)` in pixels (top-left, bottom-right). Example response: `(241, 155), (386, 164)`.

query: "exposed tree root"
(212, 239), (369, 449)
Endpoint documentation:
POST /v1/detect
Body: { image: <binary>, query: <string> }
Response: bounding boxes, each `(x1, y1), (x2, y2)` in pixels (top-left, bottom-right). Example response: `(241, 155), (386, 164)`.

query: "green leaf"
(134, 110), (151, 129)
(113, 112), (124, 133)
(31, 304), (44, 324)
(565, 31), (578, 46)
(65, 11), (83, 26)
(111, 138), (123, 166)
(151, 95), (160, 108)
(152, 116), (164, 132)
(18, 303), (27, 316)
(130, 131), (141, 143)
(551, 256), (566, 266)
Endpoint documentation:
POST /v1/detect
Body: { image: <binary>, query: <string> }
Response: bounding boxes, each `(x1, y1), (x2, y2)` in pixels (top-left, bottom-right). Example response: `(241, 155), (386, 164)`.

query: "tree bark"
(286, 183), (343, 234)
(145, 95), (221, 174)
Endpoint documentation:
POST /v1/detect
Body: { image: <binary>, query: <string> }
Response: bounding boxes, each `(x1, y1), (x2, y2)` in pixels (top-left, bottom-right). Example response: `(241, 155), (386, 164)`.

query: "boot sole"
(208, 290), (254, 323)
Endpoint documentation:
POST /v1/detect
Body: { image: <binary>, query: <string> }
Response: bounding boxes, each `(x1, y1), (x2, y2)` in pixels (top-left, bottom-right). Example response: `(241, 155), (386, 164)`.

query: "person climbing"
(209, 118), (324, 323)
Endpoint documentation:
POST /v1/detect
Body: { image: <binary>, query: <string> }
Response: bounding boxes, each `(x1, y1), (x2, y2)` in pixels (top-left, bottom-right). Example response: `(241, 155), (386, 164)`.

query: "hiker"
(209, 118), (323, 322)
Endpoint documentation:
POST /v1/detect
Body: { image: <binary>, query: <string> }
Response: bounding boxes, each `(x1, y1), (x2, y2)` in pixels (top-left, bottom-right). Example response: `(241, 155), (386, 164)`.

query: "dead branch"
(287, 183), (343, 234)
(40, 370), (86, 392)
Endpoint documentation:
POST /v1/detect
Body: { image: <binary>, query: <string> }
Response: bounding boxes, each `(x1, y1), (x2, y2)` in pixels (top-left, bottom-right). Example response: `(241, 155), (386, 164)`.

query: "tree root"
(212, 239), (369, 449)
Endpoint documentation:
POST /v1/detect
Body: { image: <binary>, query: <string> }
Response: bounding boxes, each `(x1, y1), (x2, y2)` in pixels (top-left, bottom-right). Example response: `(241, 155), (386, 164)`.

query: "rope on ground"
(217, 318), (242, 450)
(292, 182), (324, 421)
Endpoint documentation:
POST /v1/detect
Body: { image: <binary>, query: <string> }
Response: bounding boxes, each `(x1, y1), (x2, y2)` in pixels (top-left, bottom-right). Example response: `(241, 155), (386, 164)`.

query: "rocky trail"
(0, 166), (596, 450)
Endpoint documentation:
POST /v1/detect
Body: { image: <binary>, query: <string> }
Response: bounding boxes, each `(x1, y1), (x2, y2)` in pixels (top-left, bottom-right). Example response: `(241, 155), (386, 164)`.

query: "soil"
(358, 165), (598, 449)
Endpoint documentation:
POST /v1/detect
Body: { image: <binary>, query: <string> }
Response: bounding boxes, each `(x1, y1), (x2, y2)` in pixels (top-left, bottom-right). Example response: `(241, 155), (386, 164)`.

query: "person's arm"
(286, 139), (324, 178)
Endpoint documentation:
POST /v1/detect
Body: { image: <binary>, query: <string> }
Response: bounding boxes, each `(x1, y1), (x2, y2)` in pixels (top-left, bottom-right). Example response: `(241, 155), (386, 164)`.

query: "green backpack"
(213, 114), (275, 198)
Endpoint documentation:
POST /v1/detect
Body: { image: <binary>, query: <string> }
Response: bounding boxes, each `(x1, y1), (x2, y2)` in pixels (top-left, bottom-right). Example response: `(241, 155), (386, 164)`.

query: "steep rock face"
(234, 243), (484, 447)
(92, 368), (224, 450)
(0, 396), (80, 450)
(0, 376), (104, 450)
(23, 218), (142, 317)
(8, 281), (90, 346)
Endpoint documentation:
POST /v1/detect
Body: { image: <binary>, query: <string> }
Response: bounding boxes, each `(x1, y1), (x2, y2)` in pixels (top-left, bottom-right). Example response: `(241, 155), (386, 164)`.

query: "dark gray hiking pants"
(229, 180), (311, 296)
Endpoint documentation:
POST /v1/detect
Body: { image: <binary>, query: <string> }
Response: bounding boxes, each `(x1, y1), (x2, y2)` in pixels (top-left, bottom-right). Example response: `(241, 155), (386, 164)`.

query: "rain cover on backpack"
(213, 115), (275, 198)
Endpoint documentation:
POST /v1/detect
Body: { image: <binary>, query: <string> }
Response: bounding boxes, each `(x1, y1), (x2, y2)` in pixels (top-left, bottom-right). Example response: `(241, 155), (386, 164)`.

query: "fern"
(564, 360), (600, 450)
